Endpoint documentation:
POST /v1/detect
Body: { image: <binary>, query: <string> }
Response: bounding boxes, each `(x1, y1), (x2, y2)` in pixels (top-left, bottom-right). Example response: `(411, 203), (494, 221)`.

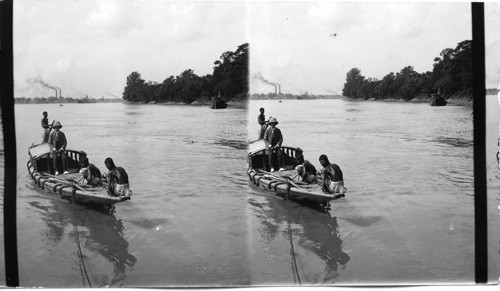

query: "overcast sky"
(14, 0), (248, 98)
(14, 1), (500, 98)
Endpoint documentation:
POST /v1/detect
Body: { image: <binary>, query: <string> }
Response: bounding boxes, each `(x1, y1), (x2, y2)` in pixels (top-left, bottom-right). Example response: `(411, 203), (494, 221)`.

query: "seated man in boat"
(263, 117), (284, 172)
(318, 154), (346, 194)
(79, 157), (102, 186)
(104, 157), (132, 197)
(48, 121), (69, 175)
(295, 154), (317, 184)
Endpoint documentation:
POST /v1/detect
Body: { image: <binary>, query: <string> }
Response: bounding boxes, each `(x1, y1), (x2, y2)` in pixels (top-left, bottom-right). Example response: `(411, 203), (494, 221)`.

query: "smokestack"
(58, 88), (62, 98)
(274, 85), (277, 95)
(54, 89), (58, 98)
(278, 84), (281, 95)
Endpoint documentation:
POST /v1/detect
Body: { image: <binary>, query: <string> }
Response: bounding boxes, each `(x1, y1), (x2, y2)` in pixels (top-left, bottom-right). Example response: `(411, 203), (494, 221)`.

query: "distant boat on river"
(211, 91), (228, 109)
(430, 89), (447, 106)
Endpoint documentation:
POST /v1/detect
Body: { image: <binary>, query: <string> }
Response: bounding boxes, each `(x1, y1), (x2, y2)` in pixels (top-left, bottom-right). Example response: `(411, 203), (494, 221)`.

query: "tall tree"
(123, 72), (146, 102)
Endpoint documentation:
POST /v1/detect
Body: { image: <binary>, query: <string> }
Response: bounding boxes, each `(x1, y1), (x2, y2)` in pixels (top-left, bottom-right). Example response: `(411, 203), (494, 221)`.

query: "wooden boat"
(27, 143), (131, 206)
(211, 97), (228, 109)
(247, 140), (345, 207)
(210, 91), (228, 109)
(430, 95), (447, 106)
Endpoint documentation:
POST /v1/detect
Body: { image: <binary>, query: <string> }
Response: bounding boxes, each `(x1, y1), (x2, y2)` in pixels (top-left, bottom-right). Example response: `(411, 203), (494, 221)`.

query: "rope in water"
(285, 188), (301, 285)
(72, 192), (92, 287)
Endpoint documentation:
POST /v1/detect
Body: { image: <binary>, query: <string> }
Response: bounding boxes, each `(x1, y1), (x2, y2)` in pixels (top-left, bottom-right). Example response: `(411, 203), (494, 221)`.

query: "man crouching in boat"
(104, 157), (132, 197)
(295, 154), (317, 184)
(79, 157), (103, 186)
(318, 154), (346, 195)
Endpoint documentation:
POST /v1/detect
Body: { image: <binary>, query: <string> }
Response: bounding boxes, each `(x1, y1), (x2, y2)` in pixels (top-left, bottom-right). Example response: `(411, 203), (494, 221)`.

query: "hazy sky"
(250, 1), (493, 95)
(14, 0), (248, 98)
(14, 1), (500, 98)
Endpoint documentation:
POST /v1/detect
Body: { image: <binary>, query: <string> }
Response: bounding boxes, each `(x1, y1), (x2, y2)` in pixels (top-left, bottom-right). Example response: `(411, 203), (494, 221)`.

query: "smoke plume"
(105, 92), (119, 98)
(28, 76), (60, 96)
(252, 72), (278, 86)
(252, 72), (281, 94)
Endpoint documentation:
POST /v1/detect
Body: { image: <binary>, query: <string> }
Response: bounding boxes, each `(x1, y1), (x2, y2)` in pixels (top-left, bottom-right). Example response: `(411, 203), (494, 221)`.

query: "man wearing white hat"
(48, 121), (69, 175)
(263, 117), (284, 172)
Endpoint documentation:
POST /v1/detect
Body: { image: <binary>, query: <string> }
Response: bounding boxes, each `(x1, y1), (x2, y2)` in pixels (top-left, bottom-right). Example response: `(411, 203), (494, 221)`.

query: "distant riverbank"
(348, 94), (473, 107)
(127, 94), (248, 109)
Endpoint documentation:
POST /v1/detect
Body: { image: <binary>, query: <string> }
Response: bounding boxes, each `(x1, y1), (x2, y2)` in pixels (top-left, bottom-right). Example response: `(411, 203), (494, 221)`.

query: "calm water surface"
(247, 98), (497, 284)
(2, 97), (499, 286)
(14, 103), (249, 287)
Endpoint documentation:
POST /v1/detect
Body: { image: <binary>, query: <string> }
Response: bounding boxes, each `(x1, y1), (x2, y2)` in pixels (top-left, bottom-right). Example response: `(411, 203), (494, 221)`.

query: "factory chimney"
(278, 84), (281, 95)
(54, 89), (58, 98)
(58, 88), (62, 98)
(274, 85), (277, 95)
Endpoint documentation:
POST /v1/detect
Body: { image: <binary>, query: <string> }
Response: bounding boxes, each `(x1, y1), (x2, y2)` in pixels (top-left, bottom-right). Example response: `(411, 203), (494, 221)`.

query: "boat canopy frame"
(248, 140), (303, 172)
(29, 143), (87, 174)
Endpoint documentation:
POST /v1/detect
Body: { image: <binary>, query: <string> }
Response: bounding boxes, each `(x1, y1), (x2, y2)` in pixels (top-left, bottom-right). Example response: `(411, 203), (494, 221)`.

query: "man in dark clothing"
(48, 121), (69, 175)
(41, 111), (49, 128)
(295, 154), (317, 184)
(41, 111), (50, 143)
(318, 154), (345, 194)
(79, 157), (102, 186)
(264, 117), (284, 171)
(258, 107), (267, 139)
(105, 157), (132, 197)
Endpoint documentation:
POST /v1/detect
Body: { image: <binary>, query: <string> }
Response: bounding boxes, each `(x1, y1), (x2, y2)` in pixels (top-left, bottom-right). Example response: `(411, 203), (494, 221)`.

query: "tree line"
(122, 43), (248, 104)
(342, 40), (472, 100)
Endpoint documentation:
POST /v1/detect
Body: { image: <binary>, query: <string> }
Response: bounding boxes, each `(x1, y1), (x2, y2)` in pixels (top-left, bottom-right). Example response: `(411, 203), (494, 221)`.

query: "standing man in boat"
(104, 158), (132, 197)
(318, 154), (345, 194)
(48, 121), (69, 175)
(264, 117), (284, 172)
(41, 111), (51, 143)
(258, 107), (267, 139)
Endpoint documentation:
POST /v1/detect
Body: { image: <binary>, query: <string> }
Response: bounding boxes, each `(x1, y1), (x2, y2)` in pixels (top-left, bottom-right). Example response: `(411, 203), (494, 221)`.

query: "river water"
(12, 103), (250, 287)
(0, 98), (499, 286)
(248, 97), (497, 285)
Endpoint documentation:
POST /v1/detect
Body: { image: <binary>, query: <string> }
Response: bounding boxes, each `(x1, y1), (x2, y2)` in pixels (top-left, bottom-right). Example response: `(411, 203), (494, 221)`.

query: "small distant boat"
(211, 91), (228, 109)
(430, 88), (447, 106)
(59, 104), (63, 106)
(27, 143), (131, 206)
(279, 100), (282, 103)
(211, 98), (228, 109)
(247, 140), (345, 208)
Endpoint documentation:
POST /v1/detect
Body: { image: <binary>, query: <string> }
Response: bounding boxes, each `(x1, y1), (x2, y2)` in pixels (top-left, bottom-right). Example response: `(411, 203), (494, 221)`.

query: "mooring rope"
(285, 187), (301, 285)
(72, 191), (92, 287)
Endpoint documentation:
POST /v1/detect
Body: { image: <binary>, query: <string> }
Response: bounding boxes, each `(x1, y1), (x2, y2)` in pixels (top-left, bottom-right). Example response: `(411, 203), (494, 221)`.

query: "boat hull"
(247, 168), (344, 204)
(27, 159), (130, 206)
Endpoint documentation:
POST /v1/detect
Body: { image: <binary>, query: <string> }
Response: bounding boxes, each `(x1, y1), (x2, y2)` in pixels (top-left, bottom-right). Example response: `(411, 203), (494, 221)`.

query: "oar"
(258, 170), (303, 188)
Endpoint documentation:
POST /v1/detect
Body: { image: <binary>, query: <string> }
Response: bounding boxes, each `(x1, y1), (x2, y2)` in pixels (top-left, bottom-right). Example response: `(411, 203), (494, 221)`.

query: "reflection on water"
(28, 199), (136, 287)
(15, 103), (250, 287)
(249, 98), (475, 283)
(248, 191), (350, 284)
